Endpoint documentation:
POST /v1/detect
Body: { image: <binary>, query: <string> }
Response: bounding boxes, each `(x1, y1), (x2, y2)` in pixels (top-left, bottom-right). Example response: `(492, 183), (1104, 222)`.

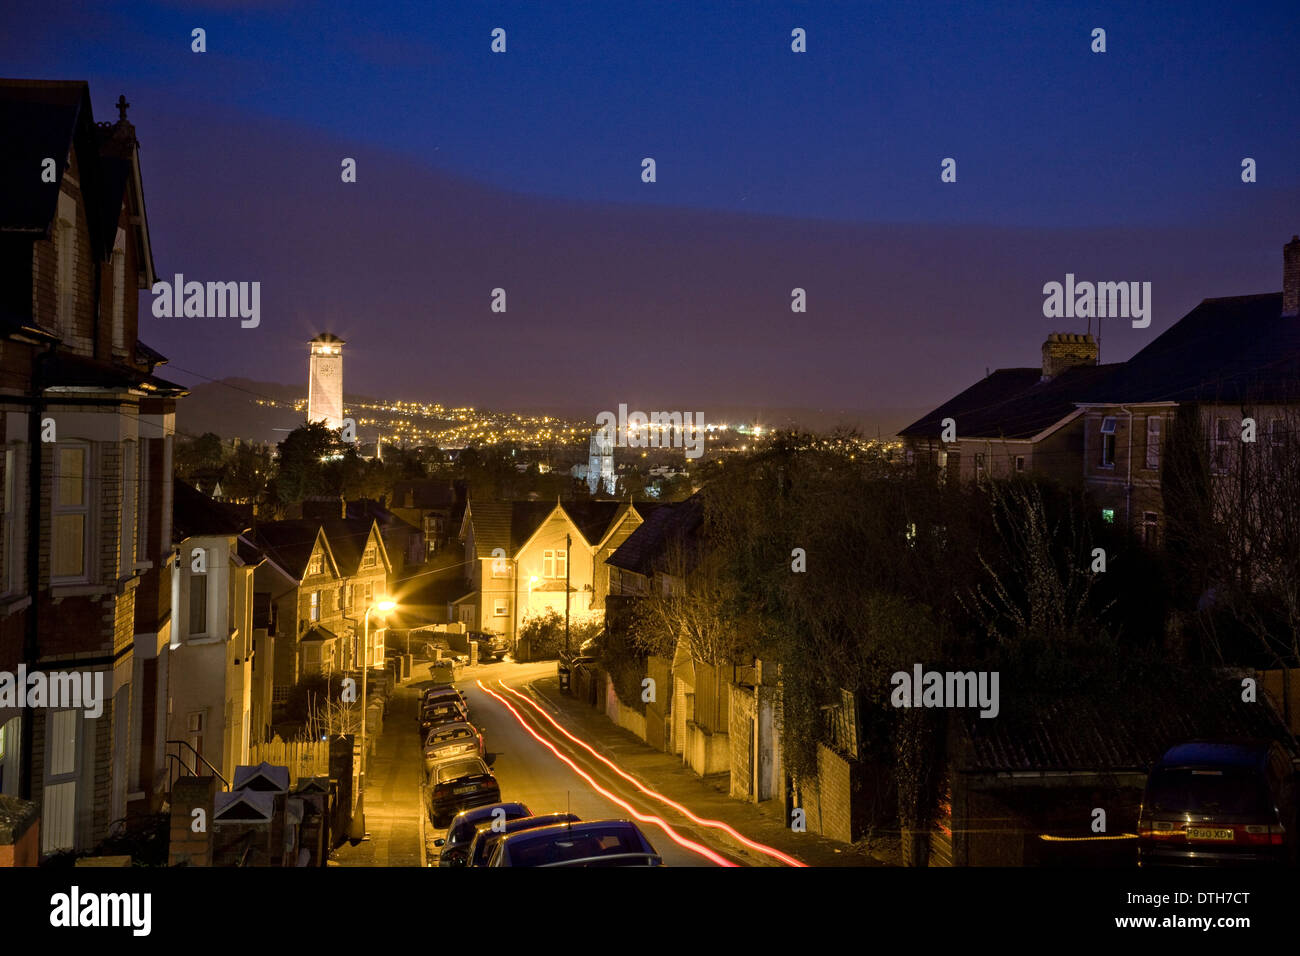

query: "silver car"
(423, 720), (484, 776)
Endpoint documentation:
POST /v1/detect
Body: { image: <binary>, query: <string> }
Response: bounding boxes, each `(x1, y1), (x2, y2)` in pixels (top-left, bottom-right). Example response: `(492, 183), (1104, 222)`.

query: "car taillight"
(1242, 824), (1284, 846)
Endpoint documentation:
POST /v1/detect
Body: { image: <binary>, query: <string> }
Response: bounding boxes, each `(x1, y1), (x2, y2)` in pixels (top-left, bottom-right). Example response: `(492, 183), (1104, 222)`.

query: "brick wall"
(168, 776), (217, 866)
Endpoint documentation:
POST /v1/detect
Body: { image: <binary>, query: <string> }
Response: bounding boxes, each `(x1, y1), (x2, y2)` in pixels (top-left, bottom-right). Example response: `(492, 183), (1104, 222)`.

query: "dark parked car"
(422, 684), (468, 714)
(418, 698), (470, 739)
(423, 720), (485, 776)
(429, 756), (501, 828)
(486, 819), (662, 867)
(433, 801), (532, 867)
(1138, 739), (1298, 867)
(465, 812), (581, 867)
(469, 630), (509, 662)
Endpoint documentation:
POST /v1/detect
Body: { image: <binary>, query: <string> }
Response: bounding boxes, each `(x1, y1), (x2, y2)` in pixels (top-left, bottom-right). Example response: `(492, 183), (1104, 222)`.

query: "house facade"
(0, 80), (184, 854)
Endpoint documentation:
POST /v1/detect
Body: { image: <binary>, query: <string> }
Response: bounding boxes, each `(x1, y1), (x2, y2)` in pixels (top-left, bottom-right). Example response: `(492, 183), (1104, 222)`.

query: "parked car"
(418, 698), (469, 739)
(433, 801), (532, 867)
(486, 819), (663, 867)
(429, 757), (502, 828)
(423, 720), (485, 775)
(465, 812), (581, 867)
(1138, 739), (1298, 867)
(469, 630), (509, 662)
(422, 684), (468, 714)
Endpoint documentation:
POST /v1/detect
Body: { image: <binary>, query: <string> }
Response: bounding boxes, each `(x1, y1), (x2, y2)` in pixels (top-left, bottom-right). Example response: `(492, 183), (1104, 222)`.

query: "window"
(1101, 508), (1115, 524)
(188, 569), (208, 636)
(362, 546), (377, 569)
(974, 453), (985, 479)
(341, 584), (352, 609)
(56, 193), (77, 335)
(1015, 456), (1025, 473)
(112, 227), (126, 354)
(492, 554), (509, 578)
(493, 598), (508, 617)
(1100, 417), (1117, 467)
(310, 590), (321, 622)
(120, 440), (136, 576)
(1212, 418), (1232, 474)
(1, 448), (14, 595)
(363, 581), (373, 605)
(543, 549), (568, 579)
(308, 553), (323, 576)
(1269, 418), (1286, 470)
(1142, 511), (1158, 547)
(1145, 416), (1161, 470)
(52, 444), (89, 580)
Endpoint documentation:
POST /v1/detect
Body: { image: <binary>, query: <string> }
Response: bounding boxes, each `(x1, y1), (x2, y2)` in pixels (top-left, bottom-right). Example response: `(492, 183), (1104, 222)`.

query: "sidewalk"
(330, 678), (426, 867)
(526, 676), (891, 867)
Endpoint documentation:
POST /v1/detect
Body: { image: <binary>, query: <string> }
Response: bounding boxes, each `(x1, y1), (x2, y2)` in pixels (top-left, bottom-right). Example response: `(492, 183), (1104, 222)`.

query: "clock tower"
(307, 333), (345, 431)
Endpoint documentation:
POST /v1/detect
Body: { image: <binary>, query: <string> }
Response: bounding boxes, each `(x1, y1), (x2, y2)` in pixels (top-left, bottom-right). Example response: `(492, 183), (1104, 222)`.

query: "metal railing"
(164, 739), (230, 793)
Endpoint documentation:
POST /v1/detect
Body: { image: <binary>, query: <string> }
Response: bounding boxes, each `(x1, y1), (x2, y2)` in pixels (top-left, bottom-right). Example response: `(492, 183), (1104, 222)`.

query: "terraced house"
(0, 79), (185, 854)
(250, 517), (391, 702)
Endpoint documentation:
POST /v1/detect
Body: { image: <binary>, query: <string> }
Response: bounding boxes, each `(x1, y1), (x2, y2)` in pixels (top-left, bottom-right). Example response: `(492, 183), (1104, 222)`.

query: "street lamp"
(349, 596), (397, 842)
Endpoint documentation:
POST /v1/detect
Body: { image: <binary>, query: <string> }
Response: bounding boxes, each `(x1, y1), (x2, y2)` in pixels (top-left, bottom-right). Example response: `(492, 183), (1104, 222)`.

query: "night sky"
(5, 0), (1297, 422)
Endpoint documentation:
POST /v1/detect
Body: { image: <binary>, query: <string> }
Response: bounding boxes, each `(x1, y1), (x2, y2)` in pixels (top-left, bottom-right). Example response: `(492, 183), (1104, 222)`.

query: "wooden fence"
(247, 736), (331, 780)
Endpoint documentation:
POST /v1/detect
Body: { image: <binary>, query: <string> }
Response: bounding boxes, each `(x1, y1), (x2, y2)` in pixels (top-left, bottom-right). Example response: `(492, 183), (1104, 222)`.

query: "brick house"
(900, 236), (1300, 546)
(0, 80), (184, 854)
(251, 517), (391, 701)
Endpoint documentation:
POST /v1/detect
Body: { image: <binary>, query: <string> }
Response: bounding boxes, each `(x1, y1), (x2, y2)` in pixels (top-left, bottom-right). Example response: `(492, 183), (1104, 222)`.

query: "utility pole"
(564, 531), (571, 652)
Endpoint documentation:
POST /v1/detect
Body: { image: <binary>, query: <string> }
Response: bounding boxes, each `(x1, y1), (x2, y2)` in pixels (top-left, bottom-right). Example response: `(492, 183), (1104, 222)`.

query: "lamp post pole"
(349, 598), (393, 842)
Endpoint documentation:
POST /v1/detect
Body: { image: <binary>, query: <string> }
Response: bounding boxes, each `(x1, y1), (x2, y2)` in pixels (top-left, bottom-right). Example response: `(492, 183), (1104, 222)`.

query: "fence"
(247, 736), (331, 780)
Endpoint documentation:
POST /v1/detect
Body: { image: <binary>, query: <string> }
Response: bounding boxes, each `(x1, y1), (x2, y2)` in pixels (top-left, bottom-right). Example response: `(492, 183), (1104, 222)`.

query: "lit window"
(1100, 417), (1117, 467)
(310, 591), (320, 622)
(52, 444), (89, 581)
(493, 598), (508, 617)
(1101, 508), (1115, 524)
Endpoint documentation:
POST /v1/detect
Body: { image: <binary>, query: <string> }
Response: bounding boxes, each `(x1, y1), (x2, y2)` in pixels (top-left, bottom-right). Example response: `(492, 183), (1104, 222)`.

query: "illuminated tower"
(307, 333), (345, 431)
(588, 429), (614, 495)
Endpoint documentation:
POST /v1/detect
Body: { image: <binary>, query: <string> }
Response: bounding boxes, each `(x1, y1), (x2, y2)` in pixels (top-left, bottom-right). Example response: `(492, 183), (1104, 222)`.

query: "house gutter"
(1121, 404), (1134, 528)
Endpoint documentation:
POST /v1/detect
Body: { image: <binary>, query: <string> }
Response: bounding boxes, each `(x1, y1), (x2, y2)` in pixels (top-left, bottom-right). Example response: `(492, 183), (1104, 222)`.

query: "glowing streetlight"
(349, 596), (397, 842)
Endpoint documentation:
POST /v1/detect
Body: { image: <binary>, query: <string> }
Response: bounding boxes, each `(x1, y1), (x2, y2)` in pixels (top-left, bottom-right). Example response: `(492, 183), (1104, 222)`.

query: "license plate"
(1186, 827), (1234, 841)
(454, 785), (478, 795)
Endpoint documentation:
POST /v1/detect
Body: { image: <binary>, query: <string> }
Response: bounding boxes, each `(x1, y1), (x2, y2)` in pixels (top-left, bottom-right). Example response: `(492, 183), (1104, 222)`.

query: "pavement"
(330, 675), (427, 867)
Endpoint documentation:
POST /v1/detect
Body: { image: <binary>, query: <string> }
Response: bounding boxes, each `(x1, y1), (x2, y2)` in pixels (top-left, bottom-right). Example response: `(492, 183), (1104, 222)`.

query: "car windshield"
(431, 728), (471, 743)
(1146, 768), (1271, 815)
(508, 828), (643, 866)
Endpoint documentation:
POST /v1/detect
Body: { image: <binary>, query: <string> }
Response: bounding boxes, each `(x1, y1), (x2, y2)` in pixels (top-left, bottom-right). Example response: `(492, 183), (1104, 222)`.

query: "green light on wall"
(1102, 508), (1115, 524)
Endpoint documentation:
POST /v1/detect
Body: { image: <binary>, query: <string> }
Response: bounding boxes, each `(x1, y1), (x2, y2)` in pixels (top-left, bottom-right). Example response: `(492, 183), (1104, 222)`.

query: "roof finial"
(116, 94), (130, 122)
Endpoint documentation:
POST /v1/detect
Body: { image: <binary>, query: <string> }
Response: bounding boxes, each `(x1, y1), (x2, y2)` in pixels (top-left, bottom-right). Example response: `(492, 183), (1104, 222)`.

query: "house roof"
(314, 518), (385, 576)
(300, 625), (337, 644)
(900, 291), (1300, 441)
(606, 494), (705, 576)
(173, 479), (250, 540)
(1099, 293), (1300, 405)
(466, 499), (641, 561)
(232, 762), (291, 793)
(898, 363), (1122, 440)
(957, 676), (1296, 774)
(250, 521), (331, 581)
(0, 79), (93, 237)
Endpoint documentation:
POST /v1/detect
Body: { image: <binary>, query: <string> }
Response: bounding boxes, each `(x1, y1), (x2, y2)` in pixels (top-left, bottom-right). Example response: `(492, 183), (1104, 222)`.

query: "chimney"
(1284, 235), (1300, 317)
(1041, 332), (1098, 381)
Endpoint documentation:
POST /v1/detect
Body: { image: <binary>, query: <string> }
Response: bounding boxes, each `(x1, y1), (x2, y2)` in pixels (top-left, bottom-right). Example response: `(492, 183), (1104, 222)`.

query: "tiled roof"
(606, 494), (705, 576)
(173, 479), (249, 539)
(0, 79), (89, 235)
(900, 291), (1300, 440)
(898, 363), (1122, 440)
(957, 677), (1296, 774)
(467, 499), (631, 560)
(251, 520), (327, 580)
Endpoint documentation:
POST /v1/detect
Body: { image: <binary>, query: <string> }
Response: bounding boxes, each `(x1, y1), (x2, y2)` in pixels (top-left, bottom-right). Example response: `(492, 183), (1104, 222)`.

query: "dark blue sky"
(5, 0), (1298, 422)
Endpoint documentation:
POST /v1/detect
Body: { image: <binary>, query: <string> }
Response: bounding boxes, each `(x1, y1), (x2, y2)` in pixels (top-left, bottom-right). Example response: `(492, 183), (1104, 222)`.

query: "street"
(420, 659), (739, 867)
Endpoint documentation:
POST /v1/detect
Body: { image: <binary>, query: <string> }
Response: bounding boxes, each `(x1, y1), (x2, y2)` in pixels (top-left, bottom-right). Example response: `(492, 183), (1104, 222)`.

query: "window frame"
(1145, 416), (1161, 470)
(51, 442), (92, 583)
